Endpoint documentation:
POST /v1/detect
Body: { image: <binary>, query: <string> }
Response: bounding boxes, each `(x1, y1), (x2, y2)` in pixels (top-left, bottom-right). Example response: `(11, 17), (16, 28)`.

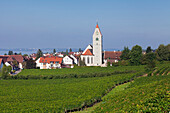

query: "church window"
(91, 57), (93, 64)
(87, 57), (89, 64)
(96, 37), (99, 41)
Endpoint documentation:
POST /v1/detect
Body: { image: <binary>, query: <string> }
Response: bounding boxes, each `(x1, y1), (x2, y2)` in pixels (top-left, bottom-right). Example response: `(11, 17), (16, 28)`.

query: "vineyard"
(87, 64), (170, 113)
(0, 70), (143, 112)
(15, 65), (144, 79)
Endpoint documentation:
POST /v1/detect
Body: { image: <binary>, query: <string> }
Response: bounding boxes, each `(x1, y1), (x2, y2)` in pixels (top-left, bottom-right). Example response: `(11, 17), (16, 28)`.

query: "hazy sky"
(0, 0), (170, 50)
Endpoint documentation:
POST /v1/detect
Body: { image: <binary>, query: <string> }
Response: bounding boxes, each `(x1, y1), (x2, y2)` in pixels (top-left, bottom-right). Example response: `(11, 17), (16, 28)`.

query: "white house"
(70, 54), (78, 64)
(37, 56), (63, 69)
(80, 23), (103, 66)
(63, 55), (74, 65)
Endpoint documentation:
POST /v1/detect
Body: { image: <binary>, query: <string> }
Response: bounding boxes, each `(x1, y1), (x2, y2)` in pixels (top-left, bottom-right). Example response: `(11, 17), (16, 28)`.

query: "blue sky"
(0, 0), (170, 50)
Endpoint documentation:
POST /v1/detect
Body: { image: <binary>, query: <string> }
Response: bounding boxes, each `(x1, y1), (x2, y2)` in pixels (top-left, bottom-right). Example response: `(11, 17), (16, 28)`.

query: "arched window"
(96, 37), (99, 41)
(87, 57), (89, 64)
(91, 57), (93, 64)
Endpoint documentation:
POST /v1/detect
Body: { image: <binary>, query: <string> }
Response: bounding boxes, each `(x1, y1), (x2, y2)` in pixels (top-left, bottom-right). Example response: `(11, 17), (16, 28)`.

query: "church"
(80, 23), (103, 66)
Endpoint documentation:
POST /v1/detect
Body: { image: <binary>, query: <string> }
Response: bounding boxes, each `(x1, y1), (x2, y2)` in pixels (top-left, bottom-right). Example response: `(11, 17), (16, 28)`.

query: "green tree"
(36, 49), (43, 60)
(107, 62), (110, 66)
(69, 48), (72, 52)
(26, 59), (36, 69)
(146, 46), (152, 53)
(79, 48), (82, 52)
(1, 65), (12, 79)
(4, 53), (7, 55)
(120, 46), (130, 60)
(66, 49), (68, 55)
(8, 51), (13, 55)
(129, 45), (142, 65)
(12, 60), (19, 68)
(155, 44), (169, 61)
(53, 49), (56, 54)
(145, 52), (156, 71)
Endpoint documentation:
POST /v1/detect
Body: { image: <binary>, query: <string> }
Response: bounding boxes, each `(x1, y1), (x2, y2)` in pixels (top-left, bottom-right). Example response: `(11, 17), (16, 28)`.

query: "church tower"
(93, 23), (103, 66)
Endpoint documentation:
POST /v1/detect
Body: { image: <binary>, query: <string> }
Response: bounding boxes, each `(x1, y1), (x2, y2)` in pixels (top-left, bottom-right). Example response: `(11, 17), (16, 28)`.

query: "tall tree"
(155, 44), (169, 61)
(53, 49), (56, 54)
(146, 46), (152, 53)
(129, 45), (142, 65)
(145, 52), (156, 71)
(79, 48), (82, 52)
(120, 46), (130, 60)
(1, 65), (12, 79)
(69, 48), (72, 52)
(66, 49), (68, 55)
(36, 49), (43, 60)
(8, 51), (13, 55)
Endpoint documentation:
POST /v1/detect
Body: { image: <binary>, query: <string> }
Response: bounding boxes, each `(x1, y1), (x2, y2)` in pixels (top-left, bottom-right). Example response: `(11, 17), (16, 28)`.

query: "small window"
(96, 37), (99, 41)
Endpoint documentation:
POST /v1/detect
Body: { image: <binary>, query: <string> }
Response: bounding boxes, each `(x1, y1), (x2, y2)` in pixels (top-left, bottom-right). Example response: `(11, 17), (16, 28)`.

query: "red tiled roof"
(0, 58), (3, 65)
(0, 55), (23, 63)
(82, 49), (93, 55)
(10, 55), (23, 63)
(39, 56), (63, 64)
(96, 24), (102, 36)
(104, 51), (122, 60)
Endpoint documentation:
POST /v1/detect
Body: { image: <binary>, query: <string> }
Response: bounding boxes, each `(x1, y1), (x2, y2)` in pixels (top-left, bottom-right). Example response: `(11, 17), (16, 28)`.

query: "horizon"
(0, 0), (170, 50)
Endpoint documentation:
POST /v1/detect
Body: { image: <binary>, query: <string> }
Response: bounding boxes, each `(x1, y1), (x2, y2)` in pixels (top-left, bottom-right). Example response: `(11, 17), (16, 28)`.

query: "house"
(80, 23), (103, 66)
(63, 55), (74, 65)
(0, 58), (4, 69)
(36, 56), (63, 69)
(103, 51), (122, 66)
(0, 55), (23, 69)
(63, 55), (78, 65)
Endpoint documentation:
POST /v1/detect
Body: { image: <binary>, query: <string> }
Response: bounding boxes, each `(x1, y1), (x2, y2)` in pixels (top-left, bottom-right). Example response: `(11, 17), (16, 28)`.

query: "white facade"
(93, 24), (103, 66)
(63, 56), (74, 65)
(70, 55), (78, 64)
(36, 58), (41, 68)
(80, 55), (94, 66)
(39, 63), (61, 69)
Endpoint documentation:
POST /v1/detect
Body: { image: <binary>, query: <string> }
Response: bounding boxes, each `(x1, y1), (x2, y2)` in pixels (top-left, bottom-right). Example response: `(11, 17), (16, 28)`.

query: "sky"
(0, 0), (170, 50)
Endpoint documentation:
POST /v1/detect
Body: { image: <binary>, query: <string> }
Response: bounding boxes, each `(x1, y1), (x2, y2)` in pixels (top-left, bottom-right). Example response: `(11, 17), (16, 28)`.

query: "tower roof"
(95, 23), (102, 36)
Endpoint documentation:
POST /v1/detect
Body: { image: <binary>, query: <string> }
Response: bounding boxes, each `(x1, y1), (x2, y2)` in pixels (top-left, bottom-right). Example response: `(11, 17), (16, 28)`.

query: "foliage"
(129, 45), (142, 65)
(8, 50), (13, 55)
(53, 49), (56, 54)
(120, 46), (130, 60)
(69, 48), (72, 52)
(155, 44), (170, 61)
(1, 65), (12, 79)
(36, 49), (43, 60)
(12, 60), (19, 67)
(25, 59), (36, 69)
(79, 48), (82, 52)
(107, 62), (110, 66)
(16, 66), (145, 79)
(93, 72), (170, 113)
(145, 52), (156, 71)
(0, 71), (143, 112)
(146, 46), (152, 53)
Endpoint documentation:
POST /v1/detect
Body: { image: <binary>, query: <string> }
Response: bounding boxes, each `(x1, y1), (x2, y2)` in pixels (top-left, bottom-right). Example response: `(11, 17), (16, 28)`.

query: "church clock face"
(96, 37), (99, 41)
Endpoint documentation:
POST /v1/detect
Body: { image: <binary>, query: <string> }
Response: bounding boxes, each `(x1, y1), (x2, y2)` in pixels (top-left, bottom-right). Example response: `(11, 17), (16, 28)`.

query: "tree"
(155, 44), (169, 61)
(69, 48), (72, 52)
(145, 52), (156, 71)
(25, 59), (36, 69)
(120, 46), (130, 60)
(8, 51), (13, 55)
(53, 49), (56, 54)
(79, 48), (82, 52)
(4, 53), (7, 55)
(129, 45), (142, 65)
(36, 49), (43, 60)
(66, 49), (68, 55)
(107, 62), (110, 66)
(1, 65), (12, 79)
(146, 46), (152, 53)
(12, 60), (19, 68)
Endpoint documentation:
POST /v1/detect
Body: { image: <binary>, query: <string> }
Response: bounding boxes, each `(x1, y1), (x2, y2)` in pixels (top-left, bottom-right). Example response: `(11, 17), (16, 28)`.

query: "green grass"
(0, 72), (141, 113)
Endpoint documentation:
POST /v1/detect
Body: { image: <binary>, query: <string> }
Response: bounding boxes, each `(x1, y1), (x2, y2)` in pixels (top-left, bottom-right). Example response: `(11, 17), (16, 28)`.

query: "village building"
(81, 23), (103, 66)
(63, 55), (78, 65)
(0, 55), (23, 69)
(36, 56), (63, 69)
(103, 51), (122, 66)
